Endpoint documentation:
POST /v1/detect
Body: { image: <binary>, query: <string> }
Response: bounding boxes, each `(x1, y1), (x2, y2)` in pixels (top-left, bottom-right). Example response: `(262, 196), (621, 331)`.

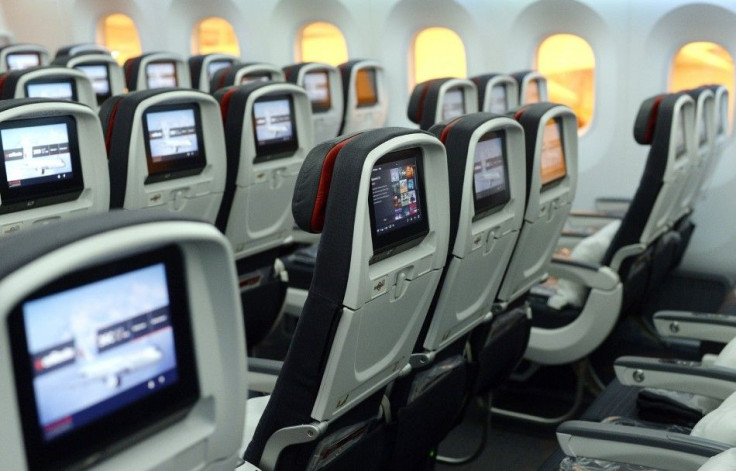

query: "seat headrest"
(407, 79), (435, 124)
(292, 132), (363, 233)
(283, 62), (314, 83)
(407, 77), (461, 129)
(633, 94), (666, 145)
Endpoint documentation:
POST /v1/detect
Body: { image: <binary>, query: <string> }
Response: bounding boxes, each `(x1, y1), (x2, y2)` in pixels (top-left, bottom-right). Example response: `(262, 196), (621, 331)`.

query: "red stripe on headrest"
(438, 117), (463, 143)
(310, 135), (360, 232)
(219, 88), (237, 122)
(415, 81), (433, 122)
(0, 73), (9, 97)
(218, 68), (230, 90)
(124, 61), (134, 88)
(643, 96), (664, 144)
(104, 99), (123, 155)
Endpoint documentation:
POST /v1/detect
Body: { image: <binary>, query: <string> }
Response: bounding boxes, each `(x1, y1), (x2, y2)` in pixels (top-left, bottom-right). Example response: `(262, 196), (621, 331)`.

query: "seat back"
(471, 73), (520, 113)
(213, 82), (312, 259)
(422, 113), (526, 352)
(52, 53), (126, 108)
(0, 99), (109, 233)
(0, 66), (97, 108)
(124, 52), (191, 91)
(407, 78), (479, 131)
(283, 62), (344, 144)
(511, 70), (548, 105)
(99, 89), (226, 223)
(496, 103), (578, 303)
(244, 128), (449, 470)
(0, 211), (247, 471)
(188, 53), (238, 92)
(0, 44), (49, 72)
(54, 43), (111, 59)
(338, 59), (388, 134)
(208, 62), (285, 93)
(699, 85), (731, 198)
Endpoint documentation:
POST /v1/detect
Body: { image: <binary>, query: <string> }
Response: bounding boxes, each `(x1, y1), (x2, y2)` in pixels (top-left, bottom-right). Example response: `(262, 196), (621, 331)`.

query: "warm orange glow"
(297, 22), (348, 66)
(671, 42), (734, 124)
(412, 27), (467, 87)
(537, 34), (595, 130)
(193, 17), (240, 56)
(99, 13), (142, 66)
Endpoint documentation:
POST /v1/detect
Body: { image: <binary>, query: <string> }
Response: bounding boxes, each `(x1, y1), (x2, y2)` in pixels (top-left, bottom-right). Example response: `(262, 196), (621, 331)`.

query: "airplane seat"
(123, 52), (191, 91)
(381, 112), (527, 470)
(511, 70), (548, 105)
(54, 43), (111, 59)
(283, 62), (344, 144)
(242, 127), (450, 471)
(98, 89), (226, 223)
(212, 81), (312, 350)
(0, 210), (247, 471)
(526, 94), (695, 371)
(208, 62), (285, 94)
(470, 73), (520, 113)
(0, 44), (50, 72)
(0, 66), (97, 108)
(51, 53), (126, 108)
(406, 77), (478, 130)
(188, 53), (238, 92)
(698, 85), (730, 199)
(337, 59), (388, 134)
(0, 98), (109, 234)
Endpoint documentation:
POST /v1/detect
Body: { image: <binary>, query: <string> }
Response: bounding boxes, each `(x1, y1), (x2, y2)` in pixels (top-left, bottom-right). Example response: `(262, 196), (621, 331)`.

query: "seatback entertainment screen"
(8, 246), (200, 471)
(539, 118), (567, 187)
(442, 87), (465, 120)
(368, 147), (429, 261)
(75, 63), (111, 105)
(25, 79), (77, 101)
(489, 85), (507, 114)
(142, 103), (207, 183)
(7, 52), (40, 71)
(0, 115), (84, 214)
(472, 131), (510, 218)
(355, 67), (378, 107)
(206, 59), (233, 81)
(146, 61), (178, 89)
(251, 94), (298, 163)
(304, 70), (331, 113)
(525, 79), (540, 104)
(241, 73), (270, 85)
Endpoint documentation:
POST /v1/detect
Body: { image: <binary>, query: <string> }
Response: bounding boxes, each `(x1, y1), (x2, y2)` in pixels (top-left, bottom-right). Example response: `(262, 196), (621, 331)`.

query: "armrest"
(568, 210), (624, 229)
(615, 356), (736, 401)
(595, 196), (631, 215)
(248, 357), (283, 394)
(654, 310), (736, 344)
(557, 420), (726, 470)
(549, 257), (619, 291)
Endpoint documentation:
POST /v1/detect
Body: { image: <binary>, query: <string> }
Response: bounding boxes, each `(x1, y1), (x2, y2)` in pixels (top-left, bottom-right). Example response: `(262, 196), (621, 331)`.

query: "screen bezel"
(304, 69), (331, 113)
(8, 245), (200, 471)
(24, 78), (78, 102)
(355, 67), (378, 108)
(142, 102), (208, 184)
(145, 60), (179, 89)
(540, 117), (567, 189)
(74, 62), (112, 106)
(251, 94), (299, 164)
(367, 147), (430, 262)
(472, 131), (511, 220)
(0, 115), (84, 215)
(6, 52), (41, 71)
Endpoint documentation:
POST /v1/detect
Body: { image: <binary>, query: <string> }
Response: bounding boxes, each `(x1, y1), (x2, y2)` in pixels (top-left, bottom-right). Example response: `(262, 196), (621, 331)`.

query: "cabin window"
(671, 41), (734, 124)
(98, 13), (142, 66)
(192, 17), (240, 56)
(411, 27), (467, 88)
(536, 34), (595, 131)
(296, 22), (348, 66)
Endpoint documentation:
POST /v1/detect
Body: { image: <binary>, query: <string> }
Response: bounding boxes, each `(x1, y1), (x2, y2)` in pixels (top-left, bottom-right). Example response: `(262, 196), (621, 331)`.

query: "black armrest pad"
(551, 256), (602, 272)
(248, 357), (284, 376)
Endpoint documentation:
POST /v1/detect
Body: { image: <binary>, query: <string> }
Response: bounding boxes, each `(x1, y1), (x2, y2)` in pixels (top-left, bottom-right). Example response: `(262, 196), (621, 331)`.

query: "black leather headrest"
(633, 94), (666, 145)
(471, 73), (504, 110)
(407, 79), (435, 124)
(283, 63), (314, 84)
(408, 78), (456, 130)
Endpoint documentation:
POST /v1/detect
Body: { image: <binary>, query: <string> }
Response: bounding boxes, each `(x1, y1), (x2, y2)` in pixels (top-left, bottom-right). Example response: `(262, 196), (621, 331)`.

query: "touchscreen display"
(75, 64), (111, 104)
(7, 52), (40, 71)
(304, 70), (331, 113)
(540, 118), (567, 186)
(142, 104), (206, 182)
(442, 87), (465, 120)
(356, 67), (378, 107)
(3, 121), (74, 189)
(473, 131), (510, 216)
(252, 95), (298, 162)
(525, 79), (540, 104)
(489, 84), (507, 113)
(206, 60), (232, 81)
(146, 61), (178, 89)
(26, 80), (76, 101)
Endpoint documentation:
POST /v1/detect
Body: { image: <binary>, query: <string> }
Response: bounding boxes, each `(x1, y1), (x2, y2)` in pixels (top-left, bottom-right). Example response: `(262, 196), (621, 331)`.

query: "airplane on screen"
(78, 345), (163, 389)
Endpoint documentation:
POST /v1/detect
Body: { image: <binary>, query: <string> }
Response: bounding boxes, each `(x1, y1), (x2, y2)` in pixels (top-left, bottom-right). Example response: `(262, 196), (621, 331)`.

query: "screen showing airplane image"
(75, 64), (110, 96)
(146, 61), (178, 89)
(206, 60), (232, 80)
(21, 263), (180, 441)
(473, 131), (509, 215)
(252, 96), (296, 151)
(2, 122), (74, 188)
(7, 52), (40, 71)
(540, 118), (566, 186)
(26, 80), (76, 101)
(145, 107), (200, 164)
(442, 87), (465, 120)
(304, 70), (331, 112)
